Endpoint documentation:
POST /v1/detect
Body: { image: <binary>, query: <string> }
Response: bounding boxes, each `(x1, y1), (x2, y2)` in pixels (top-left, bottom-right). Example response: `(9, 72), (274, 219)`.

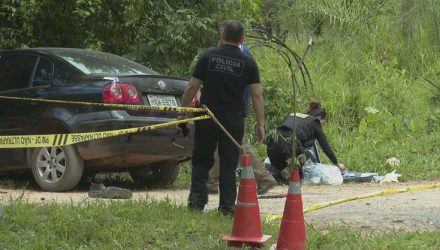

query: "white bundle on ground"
(302, 160), (343, 185)
(380, 170), (402, 183)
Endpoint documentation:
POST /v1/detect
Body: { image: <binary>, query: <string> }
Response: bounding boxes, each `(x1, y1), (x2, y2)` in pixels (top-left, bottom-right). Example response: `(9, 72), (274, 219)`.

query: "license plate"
(147, 94), (178, 107)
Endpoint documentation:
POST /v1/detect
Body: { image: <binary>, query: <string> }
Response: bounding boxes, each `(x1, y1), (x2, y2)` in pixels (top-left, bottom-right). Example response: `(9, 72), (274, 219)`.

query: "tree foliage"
(0, 0), (263, 75)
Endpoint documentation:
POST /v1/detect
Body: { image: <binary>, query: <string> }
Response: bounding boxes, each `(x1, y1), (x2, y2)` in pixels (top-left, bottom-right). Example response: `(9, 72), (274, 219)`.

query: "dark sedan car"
(0, 48), (194, 191)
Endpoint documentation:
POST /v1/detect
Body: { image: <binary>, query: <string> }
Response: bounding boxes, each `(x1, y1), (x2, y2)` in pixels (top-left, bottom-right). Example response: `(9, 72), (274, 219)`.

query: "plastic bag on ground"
(302, 160), (343, 185)
(379, 170), (401, 183)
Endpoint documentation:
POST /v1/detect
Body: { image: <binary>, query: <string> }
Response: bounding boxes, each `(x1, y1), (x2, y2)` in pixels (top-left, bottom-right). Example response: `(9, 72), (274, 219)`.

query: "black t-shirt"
(192, 44), (260, 114)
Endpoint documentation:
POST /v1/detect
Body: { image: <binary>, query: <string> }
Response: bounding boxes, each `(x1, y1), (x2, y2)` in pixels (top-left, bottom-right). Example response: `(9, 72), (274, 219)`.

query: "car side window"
(0, 54), (37, 91)
(33, 57), (54, 86)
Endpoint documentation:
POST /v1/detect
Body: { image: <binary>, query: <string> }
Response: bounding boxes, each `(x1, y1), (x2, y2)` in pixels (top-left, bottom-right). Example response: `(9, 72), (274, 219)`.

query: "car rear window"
(54, 50), (158, 76)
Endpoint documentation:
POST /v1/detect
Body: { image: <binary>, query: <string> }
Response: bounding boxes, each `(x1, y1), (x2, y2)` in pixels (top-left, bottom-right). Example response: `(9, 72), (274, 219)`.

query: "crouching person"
(266, 100), (346, 181)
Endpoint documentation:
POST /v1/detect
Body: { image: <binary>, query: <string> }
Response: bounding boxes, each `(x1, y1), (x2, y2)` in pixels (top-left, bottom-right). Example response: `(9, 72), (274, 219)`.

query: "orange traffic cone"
(276, 169), (306, 250)
(223, 154), (271, 248)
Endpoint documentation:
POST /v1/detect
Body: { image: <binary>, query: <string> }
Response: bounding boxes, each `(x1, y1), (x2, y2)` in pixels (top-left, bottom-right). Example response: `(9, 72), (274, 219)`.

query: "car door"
(0, 53), (39, 169)
(19, 56), (55, 131)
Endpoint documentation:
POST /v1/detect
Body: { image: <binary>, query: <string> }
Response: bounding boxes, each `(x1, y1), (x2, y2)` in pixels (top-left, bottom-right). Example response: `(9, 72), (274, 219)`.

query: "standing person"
(266, 100), (346, 180)
(207, 23), (276, 195)
(180, 20), (265, 216)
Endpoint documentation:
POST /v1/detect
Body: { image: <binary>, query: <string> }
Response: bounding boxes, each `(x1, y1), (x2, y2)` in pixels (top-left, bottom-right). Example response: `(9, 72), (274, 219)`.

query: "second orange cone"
(275, 169), (306, 250)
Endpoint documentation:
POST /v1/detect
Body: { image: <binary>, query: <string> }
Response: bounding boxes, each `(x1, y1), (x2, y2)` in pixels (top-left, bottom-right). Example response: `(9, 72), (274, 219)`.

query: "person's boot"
(218, 206), (235, 217)
(257, 178), (277, 195)
(243, 145), (277, 194)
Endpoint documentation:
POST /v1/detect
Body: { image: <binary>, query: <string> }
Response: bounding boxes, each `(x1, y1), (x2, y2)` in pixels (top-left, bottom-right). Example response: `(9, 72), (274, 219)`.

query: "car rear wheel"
(130, 160), (181, 188)
(31, 145), (84, 191)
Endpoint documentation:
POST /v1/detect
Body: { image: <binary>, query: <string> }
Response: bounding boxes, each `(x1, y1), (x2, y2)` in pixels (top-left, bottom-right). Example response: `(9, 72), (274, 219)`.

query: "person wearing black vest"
(180, 20), (265, 216)
(206, 21), (276, 196)
(266, 101), (346, 180)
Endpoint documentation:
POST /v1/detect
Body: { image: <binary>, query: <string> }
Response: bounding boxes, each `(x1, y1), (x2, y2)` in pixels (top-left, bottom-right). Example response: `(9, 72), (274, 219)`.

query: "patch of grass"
(307, 225), (440, 250)
(0, 201), (438, 249)
(94, 172), (136, 190)
(173, 161), (192, 189)
(0, 175), (37, 190)
(0, 200), (239, 249)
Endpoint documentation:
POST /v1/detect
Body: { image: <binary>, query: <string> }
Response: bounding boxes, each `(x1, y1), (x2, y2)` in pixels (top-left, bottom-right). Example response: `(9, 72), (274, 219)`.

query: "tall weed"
(246, 0), (440, 178)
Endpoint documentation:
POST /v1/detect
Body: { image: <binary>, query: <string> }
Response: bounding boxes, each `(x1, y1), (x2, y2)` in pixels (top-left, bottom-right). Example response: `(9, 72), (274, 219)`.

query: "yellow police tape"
(0, 95), (209, 148)
(264, 183), (440, 222)
(0, 115), (210, 148)
(0, 95), (206, 113)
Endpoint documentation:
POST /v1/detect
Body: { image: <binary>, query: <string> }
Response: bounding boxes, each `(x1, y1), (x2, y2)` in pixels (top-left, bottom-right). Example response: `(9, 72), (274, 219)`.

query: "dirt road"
(1, 181), (439, 232)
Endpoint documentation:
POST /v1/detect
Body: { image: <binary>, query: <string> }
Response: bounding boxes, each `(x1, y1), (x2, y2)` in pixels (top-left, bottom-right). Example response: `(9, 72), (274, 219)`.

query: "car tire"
(130, 161), (181, 188)
(31, 145), (84, 192)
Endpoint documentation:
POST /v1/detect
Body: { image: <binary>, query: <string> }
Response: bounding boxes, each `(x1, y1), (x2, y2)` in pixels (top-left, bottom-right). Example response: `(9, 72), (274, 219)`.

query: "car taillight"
(103, 83), (141, 103)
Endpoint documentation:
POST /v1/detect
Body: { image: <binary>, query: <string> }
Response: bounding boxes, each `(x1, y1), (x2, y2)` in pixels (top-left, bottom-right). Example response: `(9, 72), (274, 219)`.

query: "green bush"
(244, 0), (440, 178)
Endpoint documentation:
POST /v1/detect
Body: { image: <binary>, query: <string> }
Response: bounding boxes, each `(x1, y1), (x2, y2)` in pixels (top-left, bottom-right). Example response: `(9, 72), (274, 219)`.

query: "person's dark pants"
(266, 140), (289, 181)
(266, 140), (304, 180)
(188, 112), (244, 214)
